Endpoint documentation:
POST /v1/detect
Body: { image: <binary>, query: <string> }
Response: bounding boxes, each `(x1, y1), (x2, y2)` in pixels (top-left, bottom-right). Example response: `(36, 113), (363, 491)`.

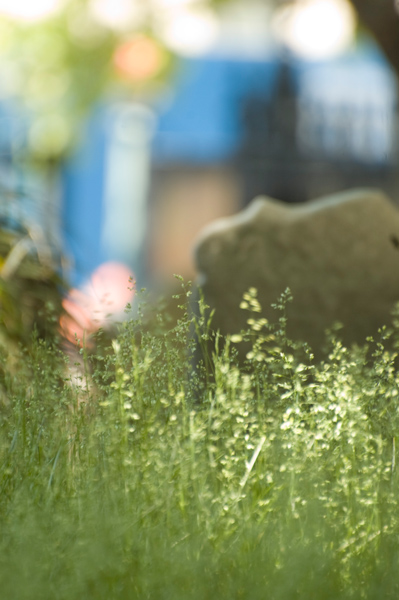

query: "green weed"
(1, 283), (399, 599)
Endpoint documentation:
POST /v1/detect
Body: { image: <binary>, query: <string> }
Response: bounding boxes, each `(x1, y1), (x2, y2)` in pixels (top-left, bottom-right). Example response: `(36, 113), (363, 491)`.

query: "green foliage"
(0, 0), (226, 163)
(0, 225), (63, 401)
(1, 284), (399, 598)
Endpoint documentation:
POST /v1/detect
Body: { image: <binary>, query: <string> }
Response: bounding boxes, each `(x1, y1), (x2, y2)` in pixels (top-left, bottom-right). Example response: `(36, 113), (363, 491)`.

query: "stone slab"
(193, 189), (399, 353)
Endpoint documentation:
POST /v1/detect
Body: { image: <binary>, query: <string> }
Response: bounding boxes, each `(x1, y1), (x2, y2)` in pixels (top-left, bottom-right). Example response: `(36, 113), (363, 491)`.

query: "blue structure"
(151, 56), (280, 165)
(151, 40), (397, 167)
(61, 102), (155, 288)
(58, 38), (399, 286)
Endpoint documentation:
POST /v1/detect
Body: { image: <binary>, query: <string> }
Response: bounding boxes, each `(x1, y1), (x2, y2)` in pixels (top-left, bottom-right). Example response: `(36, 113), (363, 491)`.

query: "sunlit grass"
(1, 280), (399, 599)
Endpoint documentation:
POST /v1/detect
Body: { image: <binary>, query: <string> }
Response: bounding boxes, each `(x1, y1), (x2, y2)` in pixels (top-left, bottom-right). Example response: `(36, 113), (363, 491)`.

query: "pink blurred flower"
(60, 261), (135, 346)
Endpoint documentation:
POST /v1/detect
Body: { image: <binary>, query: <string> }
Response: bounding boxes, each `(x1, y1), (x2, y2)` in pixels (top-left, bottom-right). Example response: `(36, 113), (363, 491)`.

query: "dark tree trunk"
(350, 0), (399, 79)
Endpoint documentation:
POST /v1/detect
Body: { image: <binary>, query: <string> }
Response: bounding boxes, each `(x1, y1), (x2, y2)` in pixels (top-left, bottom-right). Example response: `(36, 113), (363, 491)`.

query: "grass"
(1, 279), (399, 598)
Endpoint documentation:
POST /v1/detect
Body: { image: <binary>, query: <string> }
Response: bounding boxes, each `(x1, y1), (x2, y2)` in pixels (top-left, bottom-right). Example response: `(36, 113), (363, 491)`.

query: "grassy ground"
(1, 282), (399, 599)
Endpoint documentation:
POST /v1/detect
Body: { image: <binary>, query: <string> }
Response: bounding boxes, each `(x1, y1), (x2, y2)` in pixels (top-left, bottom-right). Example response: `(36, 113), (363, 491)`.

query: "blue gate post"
(61, 100), (156, 290)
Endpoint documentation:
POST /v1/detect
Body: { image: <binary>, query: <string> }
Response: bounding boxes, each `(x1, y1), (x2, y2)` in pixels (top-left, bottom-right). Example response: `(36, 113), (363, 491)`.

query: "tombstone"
(193, 189), (399, 355)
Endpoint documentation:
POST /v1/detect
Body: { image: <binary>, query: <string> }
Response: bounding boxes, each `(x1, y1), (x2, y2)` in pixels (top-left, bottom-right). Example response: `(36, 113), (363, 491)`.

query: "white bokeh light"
(273, 0), (356, 60)
(156, 5), (219, 56)
(89, 0), (145, 31)
(153, 0), (198, 7)
(0, 0), (64, 22)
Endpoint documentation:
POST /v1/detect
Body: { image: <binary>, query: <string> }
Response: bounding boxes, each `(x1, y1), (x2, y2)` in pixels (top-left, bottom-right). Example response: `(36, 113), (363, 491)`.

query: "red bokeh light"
(113, 35), (165, 82)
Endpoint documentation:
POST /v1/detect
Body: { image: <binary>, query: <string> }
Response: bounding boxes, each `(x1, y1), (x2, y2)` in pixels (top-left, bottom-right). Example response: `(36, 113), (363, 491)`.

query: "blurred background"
(0, 0), (397, 341)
